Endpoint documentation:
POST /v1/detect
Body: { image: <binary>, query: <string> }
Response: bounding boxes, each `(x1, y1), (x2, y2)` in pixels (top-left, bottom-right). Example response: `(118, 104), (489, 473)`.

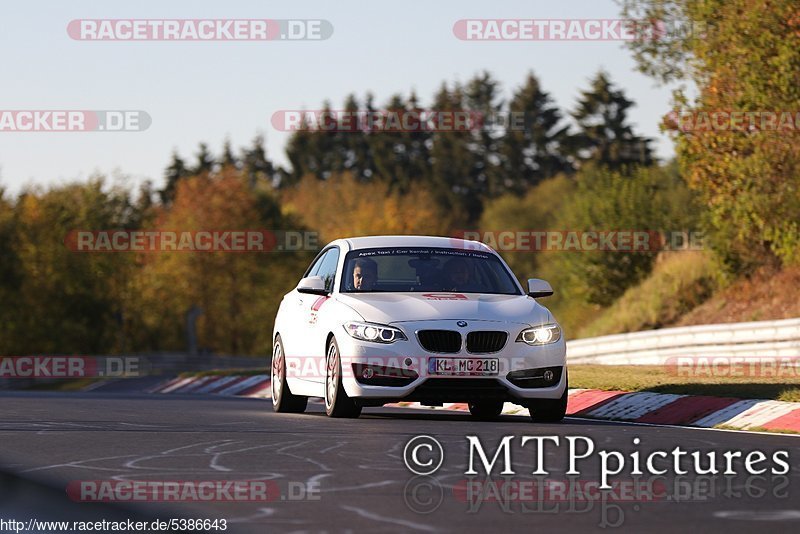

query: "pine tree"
(221, 139), (239, 169)
(192, 143), (215, 175)
(285, 113), (315, 182)
(160, 151), (189, 205)
(429, 83), (481, 225)
(241, 135), (275, 188)
(501, 72), (572, 192)
(405, 91), (433, 187)
(341, 94), (374, 181)
(568, 71), (654, 170)
(367, 92), (432, 192)
(464, 71), (505, 198)
(316, 100), (343, 180)
(289, 100), (342, 181)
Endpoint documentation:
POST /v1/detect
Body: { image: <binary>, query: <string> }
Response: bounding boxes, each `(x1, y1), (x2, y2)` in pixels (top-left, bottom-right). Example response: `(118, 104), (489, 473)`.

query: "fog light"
(362, 367), (375, 379)
(544, 370), (554, 382)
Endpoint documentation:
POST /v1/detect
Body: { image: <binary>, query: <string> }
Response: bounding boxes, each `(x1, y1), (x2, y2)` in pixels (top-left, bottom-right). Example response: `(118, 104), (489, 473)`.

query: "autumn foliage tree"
(132, 168), (309, 355)
(280, 172), (448, 243)
(1, 181), (138, 354)
(0, 142), (309, 356)
(622, 0), (800, 272)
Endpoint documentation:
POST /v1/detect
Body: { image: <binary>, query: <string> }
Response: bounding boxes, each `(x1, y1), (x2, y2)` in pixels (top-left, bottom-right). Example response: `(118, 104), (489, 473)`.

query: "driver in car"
(352, 258), (378, 291)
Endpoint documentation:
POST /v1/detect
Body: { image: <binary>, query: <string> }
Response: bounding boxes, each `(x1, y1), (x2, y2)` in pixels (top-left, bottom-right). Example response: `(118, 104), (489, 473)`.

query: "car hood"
(336, 292), (552, 326)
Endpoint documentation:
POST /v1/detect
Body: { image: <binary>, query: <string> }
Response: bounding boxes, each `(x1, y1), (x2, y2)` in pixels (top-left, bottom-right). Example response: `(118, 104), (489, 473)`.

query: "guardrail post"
(185, 305), (203, 356)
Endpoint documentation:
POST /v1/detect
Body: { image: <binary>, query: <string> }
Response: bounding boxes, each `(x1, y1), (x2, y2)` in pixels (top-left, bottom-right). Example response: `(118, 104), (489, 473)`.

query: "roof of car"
(337, 235), (493, 252)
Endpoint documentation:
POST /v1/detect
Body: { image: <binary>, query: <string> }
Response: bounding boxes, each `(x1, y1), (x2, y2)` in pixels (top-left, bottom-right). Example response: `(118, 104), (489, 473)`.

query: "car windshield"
(340, 247), (521, 295)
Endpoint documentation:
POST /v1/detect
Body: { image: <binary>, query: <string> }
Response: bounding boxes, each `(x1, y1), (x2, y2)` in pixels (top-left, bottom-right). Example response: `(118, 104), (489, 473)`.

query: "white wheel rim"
(271, 343), (283, 402)
(325, 344), (338, 409)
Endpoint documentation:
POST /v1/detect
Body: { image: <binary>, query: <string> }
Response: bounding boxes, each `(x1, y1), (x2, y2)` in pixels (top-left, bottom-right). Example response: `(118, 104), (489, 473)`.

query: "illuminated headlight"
(516, 324), (561, 345)
(344, 322), (407, 344)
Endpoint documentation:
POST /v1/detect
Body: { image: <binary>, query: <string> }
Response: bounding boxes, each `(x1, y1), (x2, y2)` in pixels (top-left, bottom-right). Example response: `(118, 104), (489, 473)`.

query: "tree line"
(164, 70), (654, 226)
(2, 0), (798, 355)
(0, 62), (682, 355)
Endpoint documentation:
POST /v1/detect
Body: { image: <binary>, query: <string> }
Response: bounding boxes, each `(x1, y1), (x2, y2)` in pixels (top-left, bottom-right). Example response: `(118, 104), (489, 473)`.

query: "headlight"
(344, 322), (407, 344)
(516, 324), (561, 345)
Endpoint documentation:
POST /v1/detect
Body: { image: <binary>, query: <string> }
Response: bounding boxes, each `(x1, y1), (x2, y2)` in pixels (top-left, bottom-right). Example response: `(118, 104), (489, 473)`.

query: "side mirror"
(527, 278), (553, 298)
(297, 276), (328, 296)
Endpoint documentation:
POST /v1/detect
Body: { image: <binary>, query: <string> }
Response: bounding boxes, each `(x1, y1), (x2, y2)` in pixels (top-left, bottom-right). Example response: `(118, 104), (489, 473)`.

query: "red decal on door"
(311, 296), (329, 311)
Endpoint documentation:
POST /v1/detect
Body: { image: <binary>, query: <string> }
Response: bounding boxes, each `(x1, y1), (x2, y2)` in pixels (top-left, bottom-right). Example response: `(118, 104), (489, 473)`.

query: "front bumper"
(336, 319), (567, 404)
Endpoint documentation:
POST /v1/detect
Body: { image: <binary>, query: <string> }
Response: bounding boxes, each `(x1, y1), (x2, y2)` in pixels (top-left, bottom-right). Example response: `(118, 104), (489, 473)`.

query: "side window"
(303, 250), (329, 279)
(316, 247), (340, 292)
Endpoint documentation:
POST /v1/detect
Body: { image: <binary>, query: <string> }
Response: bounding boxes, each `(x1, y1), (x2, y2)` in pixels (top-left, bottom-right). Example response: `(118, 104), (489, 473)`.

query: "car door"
(303, 246), (340, 384)
(282, 248), (330, 376)
(286, 247), (339, 385)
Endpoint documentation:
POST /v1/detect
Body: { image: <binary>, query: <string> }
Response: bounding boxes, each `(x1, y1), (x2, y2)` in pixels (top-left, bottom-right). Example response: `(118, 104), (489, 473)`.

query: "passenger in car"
(442, 258), (480, 292)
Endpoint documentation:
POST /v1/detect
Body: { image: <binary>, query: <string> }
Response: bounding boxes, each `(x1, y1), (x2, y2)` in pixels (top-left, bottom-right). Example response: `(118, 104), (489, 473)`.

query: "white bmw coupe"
(271, 235), (567, 421)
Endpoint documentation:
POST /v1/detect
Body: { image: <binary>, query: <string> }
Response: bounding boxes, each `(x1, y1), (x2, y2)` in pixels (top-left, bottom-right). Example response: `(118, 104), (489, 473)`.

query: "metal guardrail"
(0, 352), (266, 390)
(4, 319), (800, 385)
(566, 317), (800, 365)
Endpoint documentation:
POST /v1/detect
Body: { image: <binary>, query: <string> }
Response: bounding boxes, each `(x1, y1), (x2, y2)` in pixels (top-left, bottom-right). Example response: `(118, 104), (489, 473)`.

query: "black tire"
(527, 373), (568, 423)
(271, 335), (308, 413)
(325, 338), (361, 418)
(468, 401), (504, 420)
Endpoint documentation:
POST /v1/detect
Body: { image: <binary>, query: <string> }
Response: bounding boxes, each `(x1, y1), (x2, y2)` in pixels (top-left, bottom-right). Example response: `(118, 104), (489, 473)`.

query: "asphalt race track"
(1, 381), (799, 533)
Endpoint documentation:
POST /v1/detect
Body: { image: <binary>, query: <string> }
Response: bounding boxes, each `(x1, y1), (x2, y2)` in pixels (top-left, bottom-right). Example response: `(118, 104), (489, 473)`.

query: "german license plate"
(428, 357), (499, 376)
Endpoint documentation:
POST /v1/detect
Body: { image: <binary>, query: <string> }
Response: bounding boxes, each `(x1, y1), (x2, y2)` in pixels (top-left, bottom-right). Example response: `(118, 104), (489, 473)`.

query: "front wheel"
(325, 338), (362, 418)
(527, 374), (568, 423)
(271, 335), (308, 413)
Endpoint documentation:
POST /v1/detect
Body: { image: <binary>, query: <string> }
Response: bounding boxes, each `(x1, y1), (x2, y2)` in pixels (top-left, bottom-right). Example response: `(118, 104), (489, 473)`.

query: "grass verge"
(570, 364), (800, 402)
(577, 250), (717, 338)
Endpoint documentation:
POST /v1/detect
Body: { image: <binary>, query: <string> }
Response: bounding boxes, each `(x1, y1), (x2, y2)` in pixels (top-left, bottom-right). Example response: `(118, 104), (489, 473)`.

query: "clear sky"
(0, 0), (681, 196)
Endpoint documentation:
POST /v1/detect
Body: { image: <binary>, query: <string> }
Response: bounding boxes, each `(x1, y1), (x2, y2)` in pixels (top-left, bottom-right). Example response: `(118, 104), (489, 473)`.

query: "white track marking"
(340, 504), (440, 532)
